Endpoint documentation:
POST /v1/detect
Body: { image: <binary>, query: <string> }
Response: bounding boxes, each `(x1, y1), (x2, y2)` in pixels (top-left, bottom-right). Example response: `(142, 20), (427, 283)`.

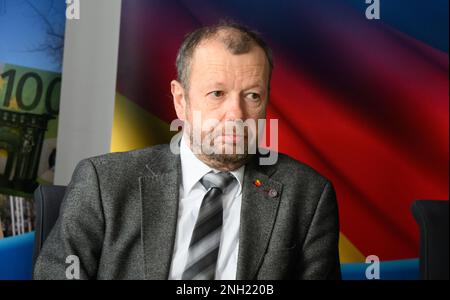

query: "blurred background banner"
(0, 0), (65, 237)
(114, 0), (449, 264)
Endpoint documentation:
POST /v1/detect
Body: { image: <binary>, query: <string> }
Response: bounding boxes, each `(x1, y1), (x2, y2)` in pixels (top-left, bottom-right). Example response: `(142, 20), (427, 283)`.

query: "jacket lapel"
(236, 155), (283, 279)
(140, 148), (181, 280)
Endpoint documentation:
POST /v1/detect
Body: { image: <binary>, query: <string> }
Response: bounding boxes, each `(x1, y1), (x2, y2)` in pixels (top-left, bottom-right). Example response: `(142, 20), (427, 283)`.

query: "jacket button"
(268, 189), (278, 198)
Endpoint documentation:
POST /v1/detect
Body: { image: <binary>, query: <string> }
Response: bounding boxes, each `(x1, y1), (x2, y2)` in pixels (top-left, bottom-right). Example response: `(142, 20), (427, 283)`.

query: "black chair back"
(411, 200), (449, 280)
(33, 185), (67, 266)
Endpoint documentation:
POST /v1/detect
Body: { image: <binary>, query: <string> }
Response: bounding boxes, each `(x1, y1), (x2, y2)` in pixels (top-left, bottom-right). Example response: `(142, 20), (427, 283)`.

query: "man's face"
(172, 38), (270, 171)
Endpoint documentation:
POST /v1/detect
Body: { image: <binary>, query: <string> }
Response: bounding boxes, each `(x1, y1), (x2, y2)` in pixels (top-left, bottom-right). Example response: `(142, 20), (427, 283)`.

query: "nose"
(224, 93), (245, 121)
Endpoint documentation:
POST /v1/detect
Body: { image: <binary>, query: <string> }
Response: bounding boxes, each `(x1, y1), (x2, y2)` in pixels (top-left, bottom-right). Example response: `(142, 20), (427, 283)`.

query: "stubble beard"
(184, 117), (253, 171)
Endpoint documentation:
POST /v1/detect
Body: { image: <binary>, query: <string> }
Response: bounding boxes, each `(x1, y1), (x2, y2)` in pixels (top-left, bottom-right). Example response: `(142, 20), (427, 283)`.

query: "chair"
(340, 258), (419, 280)
(32, 185), (67, 267)
(411, 200), (449, 280)
(0, 232), (35, 279)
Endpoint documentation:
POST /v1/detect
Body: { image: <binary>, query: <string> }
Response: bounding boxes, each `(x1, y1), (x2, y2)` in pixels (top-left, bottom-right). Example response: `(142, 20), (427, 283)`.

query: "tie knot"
(200, 172), (235, 192)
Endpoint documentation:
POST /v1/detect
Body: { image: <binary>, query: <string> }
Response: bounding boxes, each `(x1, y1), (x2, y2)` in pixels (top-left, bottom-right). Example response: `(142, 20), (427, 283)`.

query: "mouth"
(217, 134), (246, 144)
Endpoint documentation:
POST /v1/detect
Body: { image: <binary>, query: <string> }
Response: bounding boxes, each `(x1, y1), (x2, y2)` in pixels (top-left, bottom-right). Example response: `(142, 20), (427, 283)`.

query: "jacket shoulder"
(82, 144), (171, 174)
(273, 152), (331, 188)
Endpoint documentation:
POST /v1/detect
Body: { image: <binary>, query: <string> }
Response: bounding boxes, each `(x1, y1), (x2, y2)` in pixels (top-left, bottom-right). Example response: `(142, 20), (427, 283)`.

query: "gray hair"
(175, 21), (274, 91)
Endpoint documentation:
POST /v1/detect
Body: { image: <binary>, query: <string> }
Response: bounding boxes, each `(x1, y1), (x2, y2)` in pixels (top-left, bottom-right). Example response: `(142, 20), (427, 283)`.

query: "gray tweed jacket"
(33, 143), (341, 280)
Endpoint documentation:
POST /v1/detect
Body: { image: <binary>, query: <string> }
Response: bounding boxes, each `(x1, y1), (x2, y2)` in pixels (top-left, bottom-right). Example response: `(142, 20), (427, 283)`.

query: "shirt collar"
(179, 135), (245, 197)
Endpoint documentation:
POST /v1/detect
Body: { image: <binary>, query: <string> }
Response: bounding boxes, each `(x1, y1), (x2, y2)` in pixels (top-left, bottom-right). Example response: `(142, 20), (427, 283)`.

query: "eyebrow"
(244, 83), (264, 90)
(202, 82), (227, 90)
(202, 81), (265, 90)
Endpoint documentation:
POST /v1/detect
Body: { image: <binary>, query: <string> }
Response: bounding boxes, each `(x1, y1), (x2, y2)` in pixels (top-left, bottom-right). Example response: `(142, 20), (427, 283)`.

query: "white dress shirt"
(168, 136), (244, 280)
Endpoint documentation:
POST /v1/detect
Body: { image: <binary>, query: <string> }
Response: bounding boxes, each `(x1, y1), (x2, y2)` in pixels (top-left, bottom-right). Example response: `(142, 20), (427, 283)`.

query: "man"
(34, 22), (341, 280)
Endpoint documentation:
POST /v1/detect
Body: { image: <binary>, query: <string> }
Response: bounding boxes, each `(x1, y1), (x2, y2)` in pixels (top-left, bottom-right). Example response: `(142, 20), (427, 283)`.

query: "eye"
(208, 91), (225, 98)
(246, 92), (261, 101)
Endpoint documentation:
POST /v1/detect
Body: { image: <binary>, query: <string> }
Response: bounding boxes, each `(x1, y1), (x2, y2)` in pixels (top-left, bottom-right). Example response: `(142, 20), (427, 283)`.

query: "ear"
(171, 80), (187, 121)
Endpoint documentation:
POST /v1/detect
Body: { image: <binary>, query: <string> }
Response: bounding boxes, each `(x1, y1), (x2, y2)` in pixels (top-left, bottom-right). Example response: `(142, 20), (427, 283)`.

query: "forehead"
(189, 39), (269, 84)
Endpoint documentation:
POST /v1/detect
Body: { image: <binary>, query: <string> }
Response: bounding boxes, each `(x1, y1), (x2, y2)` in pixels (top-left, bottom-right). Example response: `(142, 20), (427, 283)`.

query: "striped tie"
(182, 172), (235, 280)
